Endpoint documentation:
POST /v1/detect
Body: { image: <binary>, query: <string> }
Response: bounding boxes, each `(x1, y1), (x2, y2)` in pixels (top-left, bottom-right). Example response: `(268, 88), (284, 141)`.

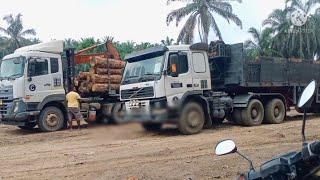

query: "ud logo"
(29, 84), (36, 91)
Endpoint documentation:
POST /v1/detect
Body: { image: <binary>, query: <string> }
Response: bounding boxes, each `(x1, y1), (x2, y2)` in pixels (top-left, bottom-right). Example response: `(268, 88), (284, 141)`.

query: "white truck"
(0, 41), (122, 132)
(120, 42), (320, 135)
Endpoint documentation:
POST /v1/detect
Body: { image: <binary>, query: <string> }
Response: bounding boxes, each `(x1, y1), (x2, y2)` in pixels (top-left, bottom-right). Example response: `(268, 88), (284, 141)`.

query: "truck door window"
(168, 52), (188, 75)
(50, 58), (59, 73)
(179, 53), (188, 74)
(192, 52), (206, 73)
(28, 58), (49, 77)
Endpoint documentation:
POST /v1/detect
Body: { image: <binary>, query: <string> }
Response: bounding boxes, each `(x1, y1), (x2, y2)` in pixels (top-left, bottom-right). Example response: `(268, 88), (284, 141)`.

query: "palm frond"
(166, 3), (198, 26)
(20, 29), (36, 36)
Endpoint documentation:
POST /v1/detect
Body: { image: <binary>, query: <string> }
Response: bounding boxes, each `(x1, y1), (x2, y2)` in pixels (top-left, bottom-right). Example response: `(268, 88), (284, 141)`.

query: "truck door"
(49, 57), (64, 93)
(191, 52), (211, 91)
(25, 57), (52, 102)
(165, 51), (193, 107)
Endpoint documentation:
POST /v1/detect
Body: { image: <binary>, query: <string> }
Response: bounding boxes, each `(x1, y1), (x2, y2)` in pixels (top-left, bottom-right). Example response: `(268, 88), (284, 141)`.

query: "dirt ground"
(0, 111), (320, 180)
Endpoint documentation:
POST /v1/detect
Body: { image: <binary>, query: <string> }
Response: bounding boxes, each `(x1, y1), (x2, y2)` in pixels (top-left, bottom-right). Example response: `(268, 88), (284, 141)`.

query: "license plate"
(129, 100), (141, 109)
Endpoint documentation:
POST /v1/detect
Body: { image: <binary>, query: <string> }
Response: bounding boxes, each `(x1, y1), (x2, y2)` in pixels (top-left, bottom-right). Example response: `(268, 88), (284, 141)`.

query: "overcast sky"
(0, 0), (285, 44)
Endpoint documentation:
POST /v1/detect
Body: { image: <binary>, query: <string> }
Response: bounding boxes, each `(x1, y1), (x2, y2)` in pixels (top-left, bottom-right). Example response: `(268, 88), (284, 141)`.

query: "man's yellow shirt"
(66, 91), (81, 108)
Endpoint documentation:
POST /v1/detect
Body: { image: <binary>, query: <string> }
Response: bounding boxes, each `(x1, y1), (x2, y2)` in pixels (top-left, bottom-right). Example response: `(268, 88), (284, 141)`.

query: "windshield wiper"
(139, 73), (158, 82)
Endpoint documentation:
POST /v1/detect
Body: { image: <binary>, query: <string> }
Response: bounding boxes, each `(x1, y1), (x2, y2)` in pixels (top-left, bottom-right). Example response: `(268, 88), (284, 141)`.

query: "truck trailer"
(0, 41), (123, 132)
(119, 42), (320, 135)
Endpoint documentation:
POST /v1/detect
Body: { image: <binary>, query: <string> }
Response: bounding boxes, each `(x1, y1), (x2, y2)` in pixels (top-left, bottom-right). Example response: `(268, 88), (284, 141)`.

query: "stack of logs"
(74, 56), (126, 94)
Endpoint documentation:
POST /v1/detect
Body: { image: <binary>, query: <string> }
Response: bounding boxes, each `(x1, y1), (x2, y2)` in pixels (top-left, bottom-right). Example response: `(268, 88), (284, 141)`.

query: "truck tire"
(264, 99), (285, 124)
(229, 109), (241, 124)
(38, 106), (65, 132)
(112, 103), (125, 124)
(18, 122), (37, 131)
(142, 123), (162, 131)
(239, 99), (264, 126)
(178, 102), (205, 135)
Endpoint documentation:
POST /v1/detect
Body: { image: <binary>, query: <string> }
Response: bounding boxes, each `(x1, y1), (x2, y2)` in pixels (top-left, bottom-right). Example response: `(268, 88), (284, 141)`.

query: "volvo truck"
(120, 42), (320, 135)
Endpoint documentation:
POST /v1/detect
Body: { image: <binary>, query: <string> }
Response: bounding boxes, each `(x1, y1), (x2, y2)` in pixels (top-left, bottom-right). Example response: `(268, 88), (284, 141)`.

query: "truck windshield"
(0, 57), (25, 79)
(123, 54), (164, 85)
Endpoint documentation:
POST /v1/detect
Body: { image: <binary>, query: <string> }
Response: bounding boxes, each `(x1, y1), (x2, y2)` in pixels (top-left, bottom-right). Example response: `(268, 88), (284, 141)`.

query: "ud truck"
(120, 42), (320, 135)
(0, 41), (122, 132)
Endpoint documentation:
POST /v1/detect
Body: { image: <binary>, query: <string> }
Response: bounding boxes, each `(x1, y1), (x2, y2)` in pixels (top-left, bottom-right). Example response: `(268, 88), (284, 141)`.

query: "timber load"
(73, 42), (126, 95)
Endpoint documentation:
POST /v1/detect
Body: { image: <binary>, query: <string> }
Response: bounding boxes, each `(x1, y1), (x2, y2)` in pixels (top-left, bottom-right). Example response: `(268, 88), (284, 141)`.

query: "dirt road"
(1, 112), (320, 180)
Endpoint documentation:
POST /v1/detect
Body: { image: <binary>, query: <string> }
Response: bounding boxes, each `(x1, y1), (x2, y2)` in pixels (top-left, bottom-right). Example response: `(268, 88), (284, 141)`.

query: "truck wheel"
(112, 103), (125, 124)
(229, 109), (241, 124)
(18, 122), (37, 131)
(38, 107), (65, 132)
(264, 99), (285, 124)
(178, 102), (205, 135)
(239, 99), (264, 126)
(142, 123), (162, 131)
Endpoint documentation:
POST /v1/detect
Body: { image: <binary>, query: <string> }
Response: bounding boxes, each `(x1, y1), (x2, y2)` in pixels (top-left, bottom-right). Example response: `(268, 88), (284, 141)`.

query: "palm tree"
(161, 36), (174, 46)
(0, 14), (36, 50)
(166, 0), (242, 44)
(244, 27), (279, 59)
(263, 0), (320, 59)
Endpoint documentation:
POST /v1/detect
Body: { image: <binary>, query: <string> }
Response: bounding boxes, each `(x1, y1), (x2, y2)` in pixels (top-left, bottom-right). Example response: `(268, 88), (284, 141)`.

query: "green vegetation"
(246, 0), (320, 60)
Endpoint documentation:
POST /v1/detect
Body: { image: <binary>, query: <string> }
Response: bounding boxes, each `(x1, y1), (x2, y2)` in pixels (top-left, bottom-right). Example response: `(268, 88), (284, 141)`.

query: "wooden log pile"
(74, 56), (126, 94)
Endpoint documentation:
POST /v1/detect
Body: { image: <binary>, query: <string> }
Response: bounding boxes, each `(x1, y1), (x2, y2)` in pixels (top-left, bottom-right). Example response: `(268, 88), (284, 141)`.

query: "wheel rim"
(251, 108), (258, 119)
(187, 111), (201, 127)
(274, 107), (280, 117)
(45, 113), (60, 127)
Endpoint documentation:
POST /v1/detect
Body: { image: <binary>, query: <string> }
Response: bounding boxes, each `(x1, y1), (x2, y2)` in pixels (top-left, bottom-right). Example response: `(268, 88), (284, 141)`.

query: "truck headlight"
(13, 99), (26, 113)
(14, 101), (19, 113)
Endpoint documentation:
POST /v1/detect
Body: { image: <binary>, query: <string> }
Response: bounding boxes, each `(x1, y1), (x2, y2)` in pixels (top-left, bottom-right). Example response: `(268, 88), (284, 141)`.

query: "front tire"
(38, 106), (65, 132)
(178, 102), (205, 135)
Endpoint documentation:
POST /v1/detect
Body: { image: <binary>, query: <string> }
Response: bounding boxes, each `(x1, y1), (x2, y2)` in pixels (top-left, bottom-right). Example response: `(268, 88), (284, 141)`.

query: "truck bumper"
(0, 111), (40, 126)
(124, 109), (168, 123)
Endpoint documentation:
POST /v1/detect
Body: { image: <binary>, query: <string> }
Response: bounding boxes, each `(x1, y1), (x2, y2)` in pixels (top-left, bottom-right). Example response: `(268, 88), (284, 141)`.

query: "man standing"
(66, 87), (83, 130)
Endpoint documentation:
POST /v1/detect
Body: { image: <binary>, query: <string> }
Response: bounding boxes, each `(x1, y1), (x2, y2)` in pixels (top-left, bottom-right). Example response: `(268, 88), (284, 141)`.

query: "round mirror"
(298, 80), (317, 108)
(215, 139), (237, 156)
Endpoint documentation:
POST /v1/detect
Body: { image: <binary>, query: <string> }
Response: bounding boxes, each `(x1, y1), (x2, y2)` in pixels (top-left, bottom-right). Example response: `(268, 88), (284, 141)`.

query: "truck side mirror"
(169, 54), (179, 77)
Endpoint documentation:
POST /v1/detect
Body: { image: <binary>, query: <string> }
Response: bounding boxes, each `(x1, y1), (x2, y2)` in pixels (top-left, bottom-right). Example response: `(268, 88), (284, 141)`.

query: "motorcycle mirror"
(298, 80), (316, 109)
(215, 139), (237, 156)
(297, 80), (317, 145)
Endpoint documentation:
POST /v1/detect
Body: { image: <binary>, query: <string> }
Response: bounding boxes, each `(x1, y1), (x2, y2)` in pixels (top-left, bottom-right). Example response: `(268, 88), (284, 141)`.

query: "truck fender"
(37, 94), (66, 110)
(233, 94), (255, 108)
(233, 93), (287, 108)
(180, 91), (212, 127)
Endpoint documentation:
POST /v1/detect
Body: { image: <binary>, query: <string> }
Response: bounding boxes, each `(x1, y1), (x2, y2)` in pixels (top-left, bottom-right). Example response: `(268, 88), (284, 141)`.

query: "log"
(91, 84), (120, 92)
(78, 72), (90, 80)
(96, 68), (123, 75)
(91, 74), (122, 84)
(91, 57), (126, 69)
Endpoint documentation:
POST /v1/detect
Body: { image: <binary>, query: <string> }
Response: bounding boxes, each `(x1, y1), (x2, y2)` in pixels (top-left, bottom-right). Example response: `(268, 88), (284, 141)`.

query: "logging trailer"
(0, 41), (123, 132)
(120, 42), (320, 135)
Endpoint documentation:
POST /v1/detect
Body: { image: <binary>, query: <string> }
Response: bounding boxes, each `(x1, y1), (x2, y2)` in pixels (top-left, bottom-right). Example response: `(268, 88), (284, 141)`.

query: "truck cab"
(0, 41), (68, 131)
(120, 43), (232, 134)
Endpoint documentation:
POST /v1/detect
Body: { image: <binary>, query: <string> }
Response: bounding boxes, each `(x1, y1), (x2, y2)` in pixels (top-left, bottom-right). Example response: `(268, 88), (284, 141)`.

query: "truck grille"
(0, 86), (13, 115)
(121, 87), (154, 99)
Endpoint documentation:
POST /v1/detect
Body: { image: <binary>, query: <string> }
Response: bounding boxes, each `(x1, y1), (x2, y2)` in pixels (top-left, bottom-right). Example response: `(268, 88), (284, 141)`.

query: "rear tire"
(264, 99), (285, 124)
(142, 123), (162, 131)
(18, 122), (37, 131)
(178, 102), (205, 135)
(38, 106), (65, 132)
(239, 99), (264, 126)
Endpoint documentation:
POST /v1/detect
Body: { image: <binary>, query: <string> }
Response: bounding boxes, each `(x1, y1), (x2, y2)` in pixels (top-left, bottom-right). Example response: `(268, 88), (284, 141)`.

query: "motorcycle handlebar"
(310, 141), (320, 155)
